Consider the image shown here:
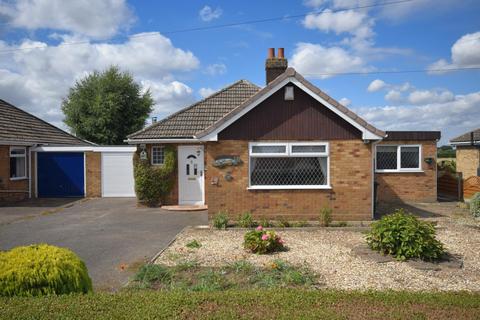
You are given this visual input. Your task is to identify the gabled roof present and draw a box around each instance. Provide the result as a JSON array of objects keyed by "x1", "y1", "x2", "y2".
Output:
[
  {"x1": 127, "y1": 80, "x2": 261, "y2": 140},
  {"x1": 450, "y1": 128, "x2": 480, "y2": 144},
  {"x1": 0, "y1": 99, "x2": 90, "y2": 146},
  {"x1": 127, "y1": 68, "x2": 386, "y2": 142}
]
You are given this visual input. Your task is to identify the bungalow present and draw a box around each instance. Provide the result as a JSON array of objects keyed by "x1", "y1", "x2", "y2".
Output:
[
  {"x1": 450, "y1": 128, "x2": 480, "y2": 179},
  {"x1": 0, "y1": 99, "x2": 136, "y2": 202},
  {"x1": 127, "y1": 48, "x2": 441, "y2": 221}
]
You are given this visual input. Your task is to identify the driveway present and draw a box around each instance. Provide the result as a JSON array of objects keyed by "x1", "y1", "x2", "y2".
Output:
[{"x1": 0, "y1": 198, "x2": 208, "y2": 290}]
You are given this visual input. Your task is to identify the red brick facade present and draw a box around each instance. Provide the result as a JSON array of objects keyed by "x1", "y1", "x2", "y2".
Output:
[
  {"x1": 205, "y1": 139, "x2": 373, "y2": 221},
  {"x1": 0, "y1": 145, "x2": 29, "y2": 202},
  {"x1": 375, "y1": 140, "x2": 437, "y2": 203},
  {"x1": 86, "y1": 151, "x2": 101, "y2": 197}
]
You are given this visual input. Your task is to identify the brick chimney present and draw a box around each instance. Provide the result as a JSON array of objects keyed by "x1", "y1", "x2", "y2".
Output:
[{"x1": 265, "y1": 48, "x2": 288, "y2": 84}]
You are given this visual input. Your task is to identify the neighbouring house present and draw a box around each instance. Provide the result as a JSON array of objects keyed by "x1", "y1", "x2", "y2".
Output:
[
  {"x1": 0, "y1": 99, "x2": 136, "y2": 202},
  {"x1": 450, "y1": 128, "x2": 480, "y2": 179},
  {"x1": 126, "y1": 48, "x2": 440, "y2": 221}
]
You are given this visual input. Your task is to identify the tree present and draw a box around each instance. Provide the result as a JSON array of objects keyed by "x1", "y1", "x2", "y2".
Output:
[{"x1": 62, "y1": 66, "x2": 153, "y2": 145}]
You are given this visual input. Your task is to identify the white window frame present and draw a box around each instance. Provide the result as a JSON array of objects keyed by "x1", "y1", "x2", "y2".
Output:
[
  {"x1": 375, "y1": 144, "x2": 422, "y2": 173},
  {"x1": 9, "y1": 146, "x2": 27, "y2": 180},
  {"x1": 248, "y1": 142, "x2": 331, "y2": 190},
  {"x1": 151, "y1": 146, "x2": 165, "y2": 165}
]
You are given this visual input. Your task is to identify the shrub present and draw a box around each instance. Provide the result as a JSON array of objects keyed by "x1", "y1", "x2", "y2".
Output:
[
  {"x1": 213, "y1": 212, "x2": 229, "y2": 229},
  {"x1": 133, "y1": 146, "x2": 176, "y2": 207},
  {"x1": 470, "y1": 192, "x2": 480, "y2": 218},
  {"x1": 366, "y1": 209, "x2": 445, "y2": 261},
  {"x1": 258, "y1": 218, "x2": 273, "y2": 228},
  {"x1": 293, "y1": 220, "x2": 309, "y2": 227},
  {"x1": 186, "y1": 240, "x2": 201, "y2": 249},
  {"x1": 0, "y1": 244, "x2": 92, "y2": 297},
  {"x1": 244, "y1": 226, "x2": 285, "y2": 254},
  {"x1": 238, "y1": 212, "x2": 255, "y2": 228},
  {"x1": 276, "y1": 217, "x2": 291, "y2": 228},
  {"x1": 319, "y1": 207, "x2": 333, "y2": 227}
]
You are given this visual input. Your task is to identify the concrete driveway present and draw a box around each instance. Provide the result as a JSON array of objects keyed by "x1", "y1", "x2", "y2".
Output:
[{"x1": 0, "y1": 198, "x2": 208, "y2": 290}]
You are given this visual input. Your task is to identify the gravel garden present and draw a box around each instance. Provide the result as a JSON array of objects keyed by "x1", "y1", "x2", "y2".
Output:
[{"x1": 150, "y1": 202, "x2": 480, "y2": 292}]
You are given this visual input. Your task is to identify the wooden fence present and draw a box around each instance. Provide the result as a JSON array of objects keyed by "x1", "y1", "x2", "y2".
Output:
[
  {"x1": 437, "y1": 171, "x2": 463, "y2": 200},
  {"x1": 464, "y1": 176, "x2": 480, "y2": 200}
]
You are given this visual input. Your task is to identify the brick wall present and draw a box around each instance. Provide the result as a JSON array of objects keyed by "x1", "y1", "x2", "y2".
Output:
[
  {"x1": 456, "y1": 146, "x2": 480, "y2": 179},
  {"x1": 205, "y1": 139, "x2": 373, "y2": 221},
  {"x1": 375, "y1": 140, "x2": 437, "y2": 203},
  {"x1": 0, "y1": 145, "x2": 29, "y2": 202},
  {"x1": 86, "y1": 151, "x2": 101, "y2": 197}
]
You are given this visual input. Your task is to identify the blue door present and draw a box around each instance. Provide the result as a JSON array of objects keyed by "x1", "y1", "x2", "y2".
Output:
[{"x1": 37, "y1": 152, "x2": 85, "y2": 197}]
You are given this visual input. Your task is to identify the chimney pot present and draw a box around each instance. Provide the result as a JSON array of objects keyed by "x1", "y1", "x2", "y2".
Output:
[
  {"x1": 268, "y1": 48, "x2": 275, "y2": 58},
  {"x1": 278, "y1": 48, "x2": 284, "y2": 58}
]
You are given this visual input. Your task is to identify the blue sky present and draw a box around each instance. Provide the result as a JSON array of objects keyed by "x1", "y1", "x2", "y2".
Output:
[{"x1": 0, "y1": 0, "x2": 479, "y2": 144}]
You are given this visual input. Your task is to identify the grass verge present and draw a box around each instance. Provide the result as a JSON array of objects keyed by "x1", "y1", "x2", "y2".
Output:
[{"x1": 0, "y1": 289, "x2": 479, "y2": 319}]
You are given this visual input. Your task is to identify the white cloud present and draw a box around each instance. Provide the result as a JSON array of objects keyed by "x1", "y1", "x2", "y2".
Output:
[
  {"x1": 339, "y1": 97, "x2": 351, "y2": 106},
  {"x1": 2, "y1": 0, "x2": 133, "y2": 39},
  {"x1": 204, "y1": 63, "x2": 227, "y2": 76},
  {"x1": 355, "y1": 91, "x2": 480, "y2": 144},
  {"x1": 0, "y1": 32, "x2": 200, "y2": 129},
  {"x1": 303, "y1": 9, "x2": 373, "y2": 39},
  {"x1": 303, "y1": 0, "x2": 327, "y2": 8},
  {"x1": 407, "y1": 89, "x2": 454, "y2": 105},
  {"x1": 290, "y1": 42, "x2": 368, "y2": 79},
  {"x1": 199, "y1": 5, "x2": 222, "y2": 22},
  {"x1": 379, "y1": 0, "x2": 457, "y2": 22},
  {"x1": 367, "y1": 79, "x2": 386, "y2": 92},
  {"x1": 385, "y1": 90, "x2": 402, "y2": 103},
  {"x1": 199, "y1": 87, "x2": 216, "y2": 98},
  {"x1": 428, "y1": 31, "x2": 480, "y2": 73}
]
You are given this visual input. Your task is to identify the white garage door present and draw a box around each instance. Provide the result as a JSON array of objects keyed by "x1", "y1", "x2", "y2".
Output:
[{"x1": 102, "y1": 152, "x2": 135, "y2": 197}]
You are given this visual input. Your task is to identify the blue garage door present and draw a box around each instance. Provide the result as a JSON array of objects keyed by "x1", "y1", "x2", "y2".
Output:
[{"x1": 37, "y1": 152, "x2": 85, "y2": 198}]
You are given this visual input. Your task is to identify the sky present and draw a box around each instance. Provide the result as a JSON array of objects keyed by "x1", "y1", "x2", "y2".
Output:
[{"x1": 0, "y1": 0, "x2": 479, "y2": 145}]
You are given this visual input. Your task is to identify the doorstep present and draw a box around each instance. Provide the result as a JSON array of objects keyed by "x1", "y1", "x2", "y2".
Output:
[{"x1": 161, "y1": 205, "x2": 208, "y2": 212}]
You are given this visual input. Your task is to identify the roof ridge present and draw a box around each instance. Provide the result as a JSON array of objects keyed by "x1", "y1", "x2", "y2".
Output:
[
  {"x1": 450, "y1": 127, "x2": 480, "y2": 142},
  {"x1": 0, "y1": 98, "x2": 92, "y2": 145},
  {"x1": 127, "y1": 79, "x2": 260, "y2": 138}
]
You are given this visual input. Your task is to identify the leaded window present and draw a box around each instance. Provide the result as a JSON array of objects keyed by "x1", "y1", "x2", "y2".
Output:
[
  {"x1": 376, "y1": 145, "x2": 421, "y2": 172},
  {"x1": 151, "y1": 146, "x2": 165, "y2": 165}
]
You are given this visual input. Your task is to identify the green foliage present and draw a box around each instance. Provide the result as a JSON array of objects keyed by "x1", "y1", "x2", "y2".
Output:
[
  {"x1": 293, "y1": 220, "x2": 310, "y2": 227},
  {"x1": 244, "y1": 227, "x2": 285, "y2": 254},
  {"x1": 134, "y1": 264, "x2": 172, "y2": 288},
  {"x1": 62, "y1": 66, "x2": 153, "y2": 144},
  {"x1": 133, "y1": 146, "x2": 176, "y2": 207},
  {"x1": 238, "y1": 212, "x2": 255, "y2": 228},
  {"x1": 470, "y1": 192, "x2": 480, "y2": 217},
  {"x1": 213, "y1": 211, "x2": 229, "y2": 229},
  {"x1": 0, "y1": 244, "x2": 92, "y2": 297},
  {"x1": 258, "y1": 218, "x2": 272, "y2": 227},
  {"x1": 186, "y1": 240, "x2": 202, "y2": 249},
  {"x1": 366, "y1": 209, "x2": 445, "y2": 261},
  {"x1": 251, "y1": 260, "x2": 316, "y2": 288},
  {"x1": 319, "y1": 207, "x2": 333, "y2": 227},
  {"x1": 437, "y1": 160, "x2": 456, "y2": 173},
  {"x1": 1, "y1": 290, "x2": 480, "y2": 319},
  {"x1": 276, "y1": 216, "x2": 291, "y2": 228},
  {"x1": 437, "y1": 145, "x2": 456, "y2": 158}
]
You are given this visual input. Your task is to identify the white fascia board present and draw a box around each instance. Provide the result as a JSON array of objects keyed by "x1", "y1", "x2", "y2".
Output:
[
  {"x1": 199, "y1": 77, "x2": 383, "y2": 141},
  {"x1": 32, "y1": 146, "x2": 137, "y2": 152},
  {"x1": 125, "y1": 138, "x2": 200, "y2": 144},
  {"x1": 450, "y1": 141, "x2": 480, "y2": 146}
]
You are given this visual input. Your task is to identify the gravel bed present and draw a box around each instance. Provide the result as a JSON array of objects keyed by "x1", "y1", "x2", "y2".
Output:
[{"x1": 155, "y1": 218, "x2": 480, "y2": 291}]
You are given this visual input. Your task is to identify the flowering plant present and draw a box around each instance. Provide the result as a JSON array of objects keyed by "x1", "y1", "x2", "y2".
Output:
[{"x1": 244, "y1": 226, "x2": 285, "y2": 254}]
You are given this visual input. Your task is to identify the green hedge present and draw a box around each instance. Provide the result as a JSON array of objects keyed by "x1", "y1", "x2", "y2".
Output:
[
  {"x1": 134, "y1": 145, "x2": 176, "y2": 206},
  {"x1": 0, "y1": 290, "x2": 479, "y2": 319},
  {"x1": 0, "y1": 244, "x2": 92, "y2": 297}
]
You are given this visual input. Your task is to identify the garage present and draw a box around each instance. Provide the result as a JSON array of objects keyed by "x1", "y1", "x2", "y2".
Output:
[
  {"x1": 101, "y1": 151, "x2": 135, "y2": 197},
  {"x1": 37, "y1": 152, "x2": 85, "y2": 198}
]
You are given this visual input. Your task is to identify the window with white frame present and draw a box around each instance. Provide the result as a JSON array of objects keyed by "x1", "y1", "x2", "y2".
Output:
[
  {"x1": 249, "y1": 142, "x2": 329, "y2": 188},
  {"x1": 10, "y1": 147, "x2": 26, "y2": 179},
  {"x1": 375, "y1": 145, "x2": 421, "y2": 172},
  {"x1": 151, "y1": 146, "x2": 165, "y2": 165}
]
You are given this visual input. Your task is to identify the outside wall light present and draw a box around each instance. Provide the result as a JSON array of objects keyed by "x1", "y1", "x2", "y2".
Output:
[{"x1": 424, "y1": 157, "x2": 433, "y2": 165}]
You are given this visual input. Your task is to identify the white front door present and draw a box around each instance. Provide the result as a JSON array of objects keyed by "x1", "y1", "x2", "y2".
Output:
[{"x1": 178, "y1": 145, "x2": 204, "y2": 205}]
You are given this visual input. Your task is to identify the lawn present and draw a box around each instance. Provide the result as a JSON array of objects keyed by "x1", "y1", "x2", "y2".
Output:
[{"x1": 1, "y1": 289, "x2": 479, "y2": 319}]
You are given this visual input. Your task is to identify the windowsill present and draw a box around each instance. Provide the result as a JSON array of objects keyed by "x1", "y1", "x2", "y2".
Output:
[
  {"x1": 151, "y1": 163, "x2": 165, "y2": 166},
  {"x1": 375, "y1": 170, "x2": 424, "y2": 173},
  {"x1": 248, "y1": 185, "x2": 332, "y2": 190},
  {"x1": 10, "y1": 177, "x2": 28, "y2": 181}
]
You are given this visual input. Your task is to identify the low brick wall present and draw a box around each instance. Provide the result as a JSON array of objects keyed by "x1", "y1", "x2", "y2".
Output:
[
  {"x1": 205, "y1": 139, "x2": 373, "y2": 221},
  {"x1": 375, "y1": 140, "x2": 437, "y2": 203},
  {"x1": 456, "y1": 146, "x2": 480, "y2": 179}
]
